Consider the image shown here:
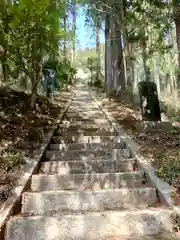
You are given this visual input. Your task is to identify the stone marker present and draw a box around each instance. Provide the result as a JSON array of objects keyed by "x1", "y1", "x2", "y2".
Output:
[{"x1": 138, "y1": 81, "x2": 161, "y2": 122}]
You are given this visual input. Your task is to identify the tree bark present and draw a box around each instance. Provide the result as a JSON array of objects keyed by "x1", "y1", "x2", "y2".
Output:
[
  {"x1": 142, "y1": 39, "x2": 150, "y2": 82},
  {"x1": 63, "y1": 14, "x2": 67, "y2": 63},
  {"x1": 2, "y1": 49, "x2": 8, "y2": 82},
  {"x1": 174, "y1": 3, "x2": 180, "y2": 87},
  {"x1": 96, "y1": 22, "x2": 101, "y2": 80},
  {"x1": 111, "y1": 10, "x2": 126, "y2": 96},
  {"x1": 104, "y1": 14, "x2": 108, "y2": 85},
  {"x1": 72, "y1": 2, "x2": 76, "y2": 63},
  {"x1": 30, "y1": 40, "x2": 42, "y2": 109},
  {"x1": 105, "y1": 14, "x2": 113, "y2": 96}
]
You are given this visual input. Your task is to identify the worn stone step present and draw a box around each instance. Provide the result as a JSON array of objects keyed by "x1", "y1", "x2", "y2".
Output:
[
  {"x1": 58, "y1": 127, "x2": 114, "y2": 134},
  {"x1": 70, "y1": 98, "x2": 94, "y2": 102},
  {"x1": 64, "y1": 115, "x2": 106, "y2": 122},
  {"x1": 65, "y1": 111, "x2": 105, "y2": 119},
  {"x1": 70, "y1": 101, "x2": 96, "y2": 105},
  {"x1": 31, "y1": 172, "x2": 145, "y2": 192},
  {"x1": 67, "y1": 109, "x2": 101, "y2": 114},
  {"x1": 52, "y1": 135, "x2": 121, "y2": 144},
  {"x1": 22, "y1": 188, "x2": 158, "y2": 215},
  {"x1": 6, "y1": 209, "x2": 174, "y2": 239},
  {"x1": 70, "y1": 100, "x2": 96, "y2": 104},
  {"x1": 39, "y1": 159, "x2": 137, "y2": 175},
  {"x1": 48, "y1": 142, "x2": 125, "y2": 151},
  {"x1": 57, "y1": 129, "x2": 118, "y2": 136},
  {"x1": 68, "y1": 107, "x2": 99, "y2": 112},
  {"x1": 58, "y1": 123, "x2": 111, "y2": 130},
  {"x1": 44, "y1": 149, "x2": 131, "y2": 161},
  {"x1": 62, "y1": 119, "x2": 109, "y2": 125}
]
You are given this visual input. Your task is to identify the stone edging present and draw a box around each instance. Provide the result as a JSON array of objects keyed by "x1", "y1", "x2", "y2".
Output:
[
  {"x1": 90, "y1": 90, "x2": 180, "y2": 218},
  {"x1": 0, "y1": 91, "x2": 75, "y2": 239}
]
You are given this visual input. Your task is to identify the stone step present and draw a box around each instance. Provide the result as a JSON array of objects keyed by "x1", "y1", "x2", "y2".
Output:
[
  {"x1": 70, "y1": 101, "x2": 96, "y2": 105},
  {"x1": 58, "y1": 123, "x2": 111, "y2": 129},
  {"x1": 70, "y1": 98, "x2": 94, "y2": 102},
  {"x1": 57, "y1": 130, "x2": 118, "y2": 136},
  {"x1": 6, "y1": 209, "x2": 174, "y2": 239},
  {"x1": 52, "y1": 135, "x2": 121, "y2": 144},
  {"x1": 65, "y1": 112, "x2": 105, "y2": 119},
  {"x1": 67, "y1": 109, "x2": 101, "y2": 114},
  {"x1": 48, "y1": 142, "x2": 125, "y2": 151},
  {"x1": 44, "y1": 149, "x2": 131, "y2": 161},
  {"x1": 22, "y1": 188, "x2": 158, "y2": 215},
  {"x1": 68, "y1": 107, "x2": 99, "y2": 112},
  {"x1": 70, "y1": 100, "x2": 96, "y2": 103},
  {"x1": 64, "y1": 115, "x2": 106, "y2": 122},
  {"x1": 62, "y1": 119, "x2": 109, "y2": 125},
  {"x1": 39, "y1": 159, "x2": 138, "y2": 175},
  {"x1": 31, "y1": 172, "x2": 145, "y2": 192},
  {"x1": 58, "y1": 127, "x2": 114, "y2": 134}
]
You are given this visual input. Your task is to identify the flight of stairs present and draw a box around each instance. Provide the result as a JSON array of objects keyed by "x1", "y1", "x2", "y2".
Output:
[{"x1": 6, "y1": 86, "x2": 178, "y2": 239}]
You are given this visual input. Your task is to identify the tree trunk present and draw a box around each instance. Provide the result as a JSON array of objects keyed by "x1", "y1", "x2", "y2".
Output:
[
  {"x1": 114, "y1": 24, "x2": 126, "y2": 93},
  {"x1": 105, "y1": 14, "x2": 113, "y2": 96},
  {"x1": 153, "y1": 55, "x2": 160, "y2": 95},
  {"x1": 174, "y1": 2, "x2": 180, "y2": 87},
  {"x1": 112, "y1": 19, "x2": 126, "y2": 96},
  {"x1": 125, "y1": 42, "x2": 135, "y2": 103},
  {"x1": 30, "y1": 85, "x2": 37, "y2": 109},
  {"x1": 72, "y1": 2, "x2": 76, "y2": 63},
  {"x1": 111, "y1": 0, "x2": 126, "y2": 97},
  {"x1": 2, "y1": 50, "x2": 8, "y2": 82},
  {"x1": 30, "y1": 40, "x2": 42, "y2": 109},
  {"x1": 64, "y1": 14, "x2": 67, "y2": 63},
  {"x1": 142, "y1": 39, "x2": 150, "y2": 81},
  {"x1": 96, "y1": 22, "x2": 101, "y2": 80},
  {"x1": 104, "y1": 15, "x2": 108, "y2": 85},
  {"x1": 30, "y1": 61, "x2": 41, "y2": 109}
]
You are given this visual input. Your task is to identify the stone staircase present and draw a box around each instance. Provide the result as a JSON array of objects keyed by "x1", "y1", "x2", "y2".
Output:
[{"x1": 6, "y1": 87, "x2": 179, "y2": 239}]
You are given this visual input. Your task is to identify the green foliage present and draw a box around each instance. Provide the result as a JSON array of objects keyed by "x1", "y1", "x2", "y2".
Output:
[
  {"x1": 42, "y1": 60, "x2": 77, "y2": 88},
  {"x1": 156, "y1": 154, "x2": 180, "y2": 185},
  {"x1": 0, "y1": 0, "x2": 70, "y2": 107},
  {"x1": 57, "y1": 61, "x2": 77, "y2": 85},
  {"x1": 87, "y1": 56, "x2": 99, "y2": 72},
  {"x1": 7, "y1": 150, "x2": 25, "y2": 168}
]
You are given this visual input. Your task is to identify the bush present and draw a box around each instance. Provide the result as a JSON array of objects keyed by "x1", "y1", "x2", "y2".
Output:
[
  {"x1": 42, "y1": 60, "x2": 77, "y2": 88},
  {"x1": 155, "y1": 154, "x2": 180, "y2": 186}
]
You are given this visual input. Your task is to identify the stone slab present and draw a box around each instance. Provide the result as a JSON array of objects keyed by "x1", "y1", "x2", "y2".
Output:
[
  {"x1": 39, "y1": 159, "x2": 137, "y2": 175},
  {"x1": 57, "y1": 130, "x2": 118, "y2": 136},
  {"x1": 52, "y1": 135, "x2": 123, "y2": 144},
  {"x1": 48, "y1": 142, "x2": 125, "y2": 151},
  {"x1": 65, "y1": 111, "x2": 105, "y2": 119},
  {"x1": 6, "y1": 209, "x2": 174, "y2": 239},
  {"x1": 62, "y1": 119, "x2": 109, "y2": 125},
  {"x1": 44, "y1": 149, "x2": 131, "y2": 161},
  {"x1": 22, "y1": 188, "x2": 158, "y2": 215},
  {"x1": 31, "y1": 172, "x2": 145, "y2": 191},
  {"x1": 58, "y1": 123, "x2": 111, "y2": 130}
]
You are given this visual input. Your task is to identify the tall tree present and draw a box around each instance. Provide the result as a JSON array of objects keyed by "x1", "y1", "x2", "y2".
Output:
[
  {"x1": 173, "y1": 0, "x2": 180, "y2": 86},
  {"x1": 95, "y1": 14, "x2": 101, "y2": 81},
  {"x1": 71, "y1": 1, "x2": 76, "y2": 63},
  {"x1": 0, "y1": 0, "x2": 68, "y2": 108},
  {"x1": 63, "y1": 14, "x2": 67, "y2": 63}
]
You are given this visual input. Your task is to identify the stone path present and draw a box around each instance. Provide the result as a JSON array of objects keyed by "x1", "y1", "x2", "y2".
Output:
[{"x1": 6, "y1": 83, "x2": 179, "y2": 239}]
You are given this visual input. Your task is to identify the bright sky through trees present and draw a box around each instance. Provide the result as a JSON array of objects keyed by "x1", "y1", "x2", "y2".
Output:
[{"x1": 76, "y1": 6, "x2": 104, "y2": 50}]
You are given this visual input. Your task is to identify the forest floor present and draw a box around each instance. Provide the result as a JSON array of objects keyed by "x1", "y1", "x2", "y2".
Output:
[
  {"x1": 93, "y1": 88, "x2": 180, "y2": 206},
  {"x1": 0, "y1": 86, "x2": 72, "y2": 207}
]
